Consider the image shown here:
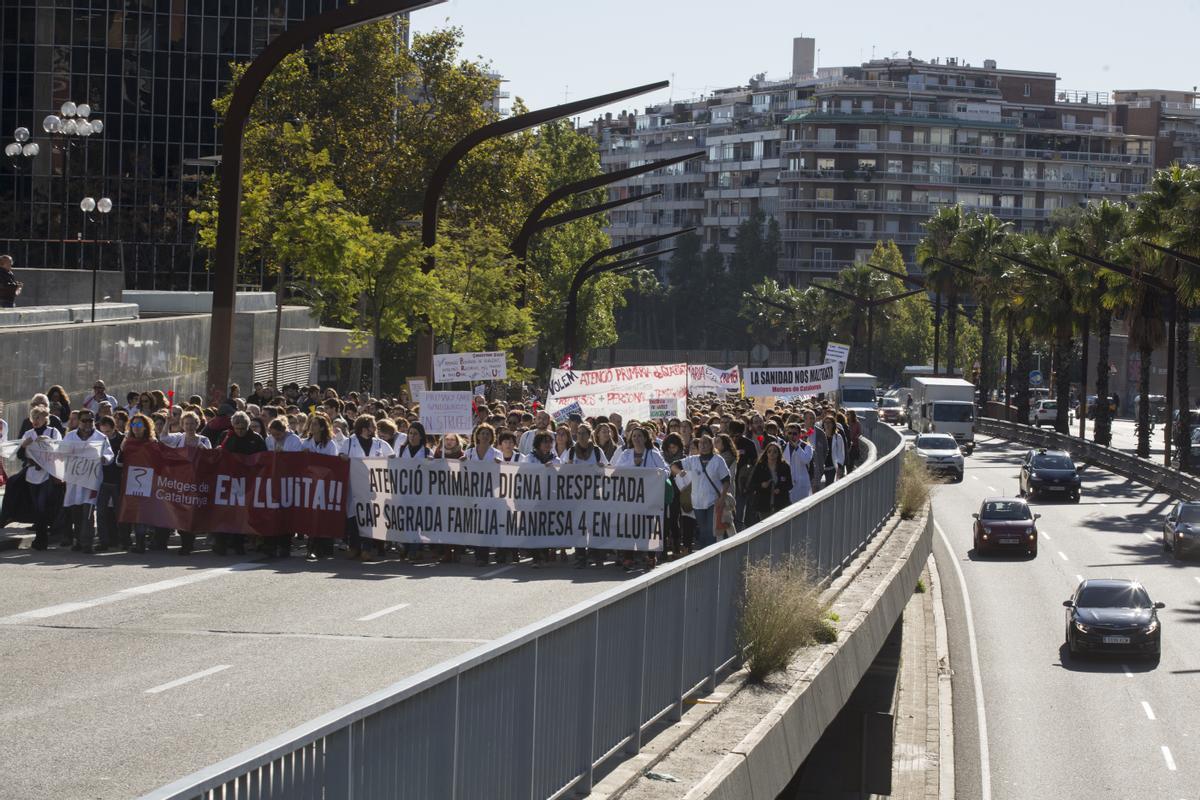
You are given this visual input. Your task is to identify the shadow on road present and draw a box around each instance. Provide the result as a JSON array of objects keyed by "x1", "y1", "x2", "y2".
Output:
[
  {"x1": 966, "y1": 547, "x2": 1036, "y2": 562},
  {"x1": 1055, "y1": 642, "x2": 1159, "y2": 673}
]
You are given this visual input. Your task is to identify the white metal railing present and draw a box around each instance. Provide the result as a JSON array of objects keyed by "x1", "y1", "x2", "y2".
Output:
[
  {"x1": 780, "y1": 138, "x2": 1151, "y2": 166},
  {"x1": 140, "y1": 425, "x2": 905, "y2": 800}
]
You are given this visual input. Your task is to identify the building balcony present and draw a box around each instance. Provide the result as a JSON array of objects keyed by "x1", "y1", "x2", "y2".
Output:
[
  {"x1": 778, "y1": 168, "x2": 1146, "y2": 195},
  {"x1": 702, "y1": 158, "x2": 781, "y2": 172},
  {"x1": 779, "y1": 198, "x2": 1053, "y2": 220},
  {"x1": 780, "y1": 138, "x2": 1151, "y2": 166},
  {"x1": 785, "y1": 106, "x2": 1021, "y2": 129},
  {"x1": 816, "y1": 78, "x2": 1003, "y2": 98},
  {"x1": 703, "y1": 185, "x2": 779, "y2": 199},
  {"x1": 782, "y1": 228, "x2": 924, "y2": 244}
]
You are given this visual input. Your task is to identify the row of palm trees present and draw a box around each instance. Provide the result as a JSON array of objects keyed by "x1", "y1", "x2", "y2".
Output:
[{"x1": 916, "y1": 164, "x2": 1200, "y2": 467}]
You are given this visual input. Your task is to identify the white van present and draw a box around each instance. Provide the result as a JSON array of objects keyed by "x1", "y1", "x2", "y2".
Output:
[{"x1": 839, "y1": 373, "x2": 878, "y2": 414}]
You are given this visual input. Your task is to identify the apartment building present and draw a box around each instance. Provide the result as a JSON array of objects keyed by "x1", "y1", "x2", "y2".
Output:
[
  {"x1": 588, "y1": 42, "x2": 1162, "y2": 286},
  {"x1": 779, "y1": 56, "x2": 1155, "y2": 283},
  {"x1": 1112, "y1": 89, "x2": 1200, "y2": 167}
]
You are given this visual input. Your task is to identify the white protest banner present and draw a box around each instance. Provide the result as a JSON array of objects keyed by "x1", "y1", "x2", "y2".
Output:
[
  {"x1": 350, "y1": 460, "x2": 665, "y2": 551},
  {"x1": 419, "y1": 391, "x2": 474, "y2": 434},
  {"x1": 27, "y1": 438, "x2": 103, "y2": 492},
  {"x1": 825, "y1": 343, "x2": 850, "y2": 371},
  {"x1": 551, "y1": 400, "x2": 584, "y2": 423},
  {"x1": 743, "y1": 363, "x2": 841, "y2": 398},
  {"x1": 648, "y1": 397, "x2": 681, "y2": 419},
  {"x1": 433, "y1": 351, "x2": 508, "y2": 383},
  {"x1": 687, "y1": 364, "x2": 740, "y2": 395},
  {"x1": 547, "y1": 363, "x2": 688, "y2": 421}
]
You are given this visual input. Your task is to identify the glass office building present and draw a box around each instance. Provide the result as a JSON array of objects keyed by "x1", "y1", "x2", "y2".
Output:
[{"x1": 0, "y1": 0, "x2": 362, "y2": 289}]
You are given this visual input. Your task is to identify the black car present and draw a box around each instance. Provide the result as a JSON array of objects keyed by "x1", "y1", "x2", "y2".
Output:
[
  {"x1": 1019, "y1": 448, "x2": 1081, "y2": 502},
  {"x1": 1064, "y1": 579, "x2": 1163, "y2": 659},
  {"x1": 1162, "y1": 500, "x2": 1200, "y2": 559}
]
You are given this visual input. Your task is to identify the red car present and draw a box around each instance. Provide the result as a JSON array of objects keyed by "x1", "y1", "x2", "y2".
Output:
[
  {"x1": 878, "y1": 397, "x2": 905, "y2": 425},
  {"x1": 973, "y1": 498, "x2": 1040, "y2": 557}
]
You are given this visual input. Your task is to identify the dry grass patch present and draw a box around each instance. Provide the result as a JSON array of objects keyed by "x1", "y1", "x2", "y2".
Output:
[
  {"x1": 897, "y1": 450, "x2": 932, "y2": 520},
  {"x1": 737, "y1": 556, "x2": 833, "y2": 683}
]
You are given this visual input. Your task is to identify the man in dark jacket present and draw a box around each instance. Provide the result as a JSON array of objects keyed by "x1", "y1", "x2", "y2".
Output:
[{"x1": 0, "y1": 254, "x2": 22, "y2": 308}]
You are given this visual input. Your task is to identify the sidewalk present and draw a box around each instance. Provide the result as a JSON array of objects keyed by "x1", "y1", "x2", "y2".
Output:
[{"x1": 885, "y1": 555, "x2": 951, "y2": 800}]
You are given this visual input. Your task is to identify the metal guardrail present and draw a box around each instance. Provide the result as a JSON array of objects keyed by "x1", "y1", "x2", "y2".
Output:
[
  {"x1": 977, "y1": 417, "x2": 1200, "y2": 501},
  {"x1": 143, "y1": 424, "x2": 904, "y2": 800}
]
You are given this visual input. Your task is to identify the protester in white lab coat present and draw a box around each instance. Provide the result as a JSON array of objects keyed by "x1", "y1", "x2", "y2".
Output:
[
  {"x1": 60, "y1": 409, "x2": 114, "y2": 553},
  {"x1": 19, "y1": 406, "x2": 63, "y2": 551},
  {"x1": 782, "y1": 421, "x2": 814, "y2": 503},
  {"x1": 341, "y1": 414, "x2": 392, "y2": 561}
]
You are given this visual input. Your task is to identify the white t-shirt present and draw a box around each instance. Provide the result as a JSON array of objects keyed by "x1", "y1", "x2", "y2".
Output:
[
  {"x1": 301, "y1": 438, "x2": 340, "y2": 457},
  {"x1": 680, "y1": 453, "x2": 732, "y2": 511},
  {"x1": 466, "y1": 445, "x2": 502, "y2": 462}
]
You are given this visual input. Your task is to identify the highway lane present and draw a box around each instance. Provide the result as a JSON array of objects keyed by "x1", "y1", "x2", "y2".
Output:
[
  {"x1": 935, "y1": 434, "x2": 1200, "y2": 800},
  {"x1": 0, "y1": 551, "x2": 635, "y2": 799}
]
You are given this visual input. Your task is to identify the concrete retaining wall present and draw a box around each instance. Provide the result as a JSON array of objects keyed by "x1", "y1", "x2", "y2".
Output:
[
  {"x1": 685, "y1": 510, "x2": 933, "y2": 800},
  {"x1": 11, "y1": 268, "x2": 124, "y2": 306}
]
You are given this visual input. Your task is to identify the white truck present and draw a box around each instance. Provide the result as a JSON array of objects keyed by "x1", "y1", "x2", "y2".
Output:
[
  {"x1": 909, "y1": 377, "x2": 977, "y2": 454},
  {"x1": 839, "y1": 373, "x2": 878, "y2": 414}
]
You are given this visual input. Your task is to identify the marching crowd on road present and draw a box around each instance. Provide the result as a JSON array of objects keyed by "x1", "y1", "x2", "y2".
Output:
[{"x1": 0, "y1": 378, "x2": 866, "y2": 572}]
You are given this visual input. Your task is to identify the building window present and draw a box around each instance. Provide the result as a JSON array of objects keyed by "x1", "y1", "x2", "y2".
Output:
[
  {"x1": 858, "y1": 128, "x2": 878, "y2": 147},
  {"x1": 912, "y1": 160, "x2": 929, "y2": 174},
  {"x1": 979, "y1": 164, "x2": 993, "y2": 178},
  {"x1": 854, "y1": 249, "x2": 873, "y2": 263},
  {"x1": 930, "y1": 127, "x2": 952, "y2": 146},
  {"x1": 817, "y1": 127, "x2": 836, "y2": 143},
  {"x1": 840, "y1": 99, "x2": 853, "y2": 113},
  {"x1": 1000, "y1": 195, "x2": 1015, "y2": 208},
  {"x1": 887, "y1": 159, "x2": 903, "y2": 173},
  {"x1": 862, "y1": 100, "x2": 874, "y2": 113},
  {"x1": 1001, "y1": 165, "x2": 1015, "y2": 178},
  {"x1": 888, "y1": 129, "x2": 902, "y2": 143},
  {"x1": 817, "y1": 157, "x2": 837, "y2": 171},
  {"x1": 886, "y1": 188, "x2": 903, "y2": 202},
  {"x1": 856, "y1": 220, "x2": 875, "y2": 234},
  {"x1": 884, "y1": 220, "x2": 900, "y2": 234},
  {"x1": 1023, "y1": 83, "x2": 1031, "y2": 97},
  {"x1": 855, "y1": 188, "x2": 876, "y2": 202},
  {"x1": 815, "y1": 248, "x2": 834, "y2": 268},
  {"x1": 858, "y1": 158, "x2": 878, "y2": 170},
  {"x1": 912, "y1": 129, "x2": 929, "y2": 144},
  {"x1": 816, "y1": 187, "x2": 836, "y2": 201}
]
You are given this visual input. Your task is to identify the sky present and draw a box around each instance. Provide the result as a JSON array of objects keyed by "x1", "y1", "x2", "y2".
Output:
[{"x1": 411, "y1": 0, "x2": 1200, "y2": 121}]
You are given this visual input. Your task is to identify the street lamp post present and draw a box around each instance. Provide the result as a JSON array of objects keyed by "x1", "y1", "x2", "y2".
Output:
[
  {"x1": 42, "y1": 102, "x2": 104, "y2": 269},
  {"x1": 80, "y1": 196, "x2": 113, "y2": 323},
  {"x1": 5, "y1": 128, "x2": 38, "y2": 258},
  {"x1": 562, "y1": 229, "x2": 693, "y2": 362},
  {"x1": 813, "y1": 283, "x2": 925, "y2": 373}
]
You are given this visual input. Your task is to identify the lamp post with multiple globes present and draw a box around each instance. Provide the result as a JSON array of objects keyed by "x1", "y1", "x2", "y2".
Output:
[{"x1": 42, "y1": 101, "x2": 104, "y2": 268}]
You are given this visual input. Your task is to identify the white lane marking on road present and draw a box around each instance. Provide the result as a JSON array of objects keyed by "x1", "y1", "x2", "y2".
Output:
[
  {"x1": 145, "y1": 664, "x2": 231, "y2": 694},
  {"x1": 1058, "y1": 551, "x2": 1069, "y2": 562},
  {"x1": 1194, "y1": 577, "x2": 1200, "y2": 587},
  {"x1": 480, "y1": 564, "x2": 516, "y2": 579},
  {"x1": 1041, "y1": 531, "x2": 1052, "y2": 541},
  {"x1": 356, "y1": 603, "x2": 410, "y2": 622},
  {"x1": 987, "y1": 486, "x2": 998, "y2": 492},
  {"x1": 0, "y1": 561, "x2": 264, "y2": 625},
  {"x1": 1142, "y1": 701, "x2": 1156, "y2": 721},
  {"x1": 1142, "y1": 532, "x2": 1156, "y2": 542},
  {"x1": 1162, "y1": 745, "x2": 1177, "y2": 771},
  {"x1": 1123, "y1": 664, "x2": 1134, "y2": 678},
  {"x1": 934, "y1": 521, "x2": 992, "y2": 800},
  {"x1": 972, "y1": 475, "x2": 980, "y2": 481}
]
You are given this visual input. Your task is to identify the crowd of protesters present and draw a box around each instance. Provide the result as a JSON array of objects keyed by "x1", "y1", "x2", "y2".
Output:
[{"x1": 0, "y1": 377, "x2": 866, "y2": 572}]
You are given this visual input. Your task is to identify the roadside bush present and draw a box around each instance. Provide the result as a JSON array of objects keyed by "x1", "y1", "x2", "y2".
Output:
[
  {"x1": 897, "y1": 450, "x2": 932, "y2": 520},
  {"x1": 737, "y1": 556, "x2": 832, "y2": 682}
]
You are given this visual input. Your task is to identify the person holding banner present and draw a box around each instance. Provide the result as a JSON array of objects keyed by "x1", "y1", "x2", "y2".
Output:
[
  {"x1": 211, "y1": 411, "x2": 266, "y2": 556},
  {"x1": 342, "y1": 414, "x2": 392, "y2": 561},
  {"x1": 18, "y1": 405, "x2": 62, "y2": 551},
  {"x1": 159, "y1": 411, "x2": 211, "y2": 555},
  {"x1": 60, "y1": 409, "x2": 115, "y2": 554},
  {"x1": 518, "y1": 411, "x2": 550, "y2": 455},
  {"x1": 679, "y1": 435, "x2": 732, "y2": 549},
  {"x1": 117, "y1": 414, "x2": 159, "y2": 553},
  {"x1": 301, "y1": 415, "x2": 341, "y2": 560},
  {"x1": 521, "y1": 430, "x2": 561, "y2": 569}
]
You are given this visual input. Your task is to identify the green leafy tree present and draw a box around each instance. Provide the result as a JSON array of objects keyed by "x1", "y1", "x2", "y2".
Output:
[{"x1": 918, "y1": 205, "x2": 967, "y2": 375}]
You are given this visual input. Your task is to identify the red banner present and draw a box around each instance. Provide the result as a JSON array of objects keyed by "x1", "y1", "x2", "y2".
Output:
[{"x1": 118, "y1": 441, "x2": 349, "y2": 537}]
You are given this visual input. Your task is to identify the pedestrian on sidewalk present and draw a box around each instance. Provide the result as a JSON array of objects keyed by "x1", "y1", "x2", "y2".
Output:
[{"x1": 0, "y1": 254, "x2": 23, "y2": 308}]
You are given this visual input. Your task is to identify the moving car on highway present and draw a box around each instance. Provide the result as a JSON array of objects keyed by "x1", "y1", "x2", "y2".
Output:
[
  {"x1": 972, "y1": 498, "x2": 1039, "y2": 557},
  {"x1": 1162, "y1": 500, "x2": 1200, "y2": 560},
  {"x1": 1019, "y1": 448, "x2": 1081, "y2": 502},
  {"x1": 1029, "y1": 399, "x2": 1073, "y2": 426},
  {"x1": 878, "y1": 396, "x2": 906, "y2": 425},
  {"x1": 911, "y1": 433, "x2": 964, "y2": 482},
  {"x1": 1064, "y1": 578, "x2": 1163, "y2": 660}
]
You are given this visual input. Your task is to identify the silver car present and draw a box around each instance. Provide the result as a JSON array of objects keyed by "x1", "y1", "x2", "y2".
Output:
[{"x1": 1163, "y1": 501, "x2": 1200, "y2": 560}]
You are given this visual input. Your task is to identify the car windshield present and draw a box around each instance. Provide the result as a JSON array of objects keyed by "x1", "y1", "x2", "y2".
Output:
[
  {"x1": 933, "y1": 403, "x2": 975, "y2": 422},
  {"x1": 881, "y1": 398, "x2": 900, "y2": 408},
  {"x1": 1077, "y1": 584, "x2": 1152, "y2": 609},
  {"x1": 1041, "y1": 401, "x2": 1057, "y2": 410},
  {"x1": 917, "y1": 435, "x2": 958, "y2": 451},
  {"x1": 1178, "y1": 504, "x2": 1200, "y2": 523},
  {"x1": 842, "y1": 388, "x2": 876, "y2": 403},
  {"x1": 981, "y1": 501, "x2": 1032, "y2": 520},
  {"x1": 1031, "y1": 454, "x2": 1074, "y2": 470}
]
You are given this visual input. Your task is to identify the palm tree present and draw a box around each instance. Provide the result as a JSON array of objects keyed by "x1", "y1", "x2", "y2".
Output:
[
  {"x1": 955, "y1": 212, "x2": 1012, "y2": 407},
  {"x1": 917, "y1": 205, "x2": 966, "y2": 375},
  {"x1": 1062, "y1": 200, "x2": 1130, "y2": 447},
  {"x1": 1013, "y1": 234, "x2": 1078, "y2": 433}
]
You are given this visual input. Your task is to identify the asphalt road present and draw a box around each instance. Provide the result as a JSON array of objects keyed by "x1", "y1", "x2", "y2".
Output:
[
  {"x1": 0, "y1": 549, "x2": 635, "y2": 799},
  {"x1": 933, "y1": 433, "x2": 1198, "y2": 800}
]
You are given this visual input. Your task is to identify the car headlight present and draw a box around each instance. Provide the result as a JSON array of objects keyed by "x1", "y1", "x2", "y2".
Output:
[
  {"x1": 1074, "y1": 621, "x2": 1090, "y2": 633},
  {"x1": 982, "y1": 526, "x2": 992, "y2": 534},
  {"x1": 1145, "y1": 619, "x2": 1159, "y2": 634}
]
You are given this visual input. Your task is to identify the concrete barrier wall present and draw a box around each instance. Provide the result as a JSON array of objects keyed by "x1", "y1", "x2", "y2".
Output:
[{"x1": 11, "y1": 268, "x2": 124, "y2": 306}]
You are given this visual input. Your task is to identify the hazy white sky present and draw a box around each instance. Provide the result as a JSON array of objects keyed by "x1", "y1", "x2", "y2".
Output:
[{"x1": 412, "y1": 0, "x2": 1200, "y2": 120}]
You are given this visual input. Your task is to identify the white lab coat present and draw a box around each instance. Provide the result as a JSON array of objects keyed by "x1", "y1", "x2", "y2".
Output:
[
  {"x1": 521, "y1": 452, "x2": 561, "y2": 466},
  {"x1": 467, "y1": 445, "x2": 502, "y2": 463},
  {"x1": 610, "y1": 447, "x2": 668, "y2": 474},
  {"x1": 301, "y1": 438, "x2": 340, "y2": 457},
  {"x1": 340, "y1": 436, "x2": 393, "y2": 459},
  {"x1": 783, "y1": 441, "x2": 814, "y2": 502},
  {"x1": 161, "y1": 432, "x2": 213, "y2": 450},
  {"x1": 267, "y1": 431, "x2": 304, "y2": 453}
]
